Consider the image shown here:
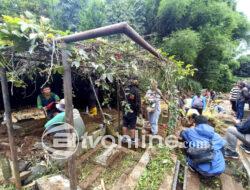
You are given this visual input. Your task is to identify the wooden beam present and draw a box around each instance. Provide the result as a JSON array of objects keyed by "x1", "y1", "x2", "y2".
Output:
[
  {"x1": 183, "y1": 166, "x2": 200, "y2": 190},
  {"x1": 0, "y1": 67, "x2": 21, "y2": 190},
  {"x1": 62, "y1": 45, "x2": 77, "y2": 190}
]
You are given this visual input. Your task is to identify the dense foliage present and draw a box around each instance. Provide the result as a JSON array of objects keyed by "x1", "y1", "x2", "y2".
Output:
[
  {"x1": 234, "y1": 55, "x2": 250, "y2": 77},
  {"x1": 0, "y1": 12, "x2": 197, "y2": 129},
  {"x1": 0, "y1": 12, "x2": 67, "y2": 88},
  {"x1": 1, "y1": 0, "x2": 249, "y2": 91},
  {"x1": 158, "y1": 0, "x2": 250, "y2": 91}
]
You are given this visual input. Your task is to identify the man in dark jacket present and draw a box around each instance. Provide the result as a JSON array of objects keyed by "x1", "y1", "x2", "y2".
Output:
[
  {"x1": 122, "y1": 77, "x2": 141, "y2": 144},
  {"x1": 224, "y1": 117, "x2": 250, "y2": 159},
  {"x1": 236, "y1": 82, "x2": 249, "y2": 121},
  {"x1": 246, "y1": 83, "x2": 250, "y2": 110}
]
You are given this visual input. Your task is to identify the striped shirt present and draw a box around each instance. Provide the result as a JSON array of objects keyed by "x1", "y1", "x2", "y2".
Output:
[{"x1": 230, "y1": 87, "x2": 240, "y2": 101}]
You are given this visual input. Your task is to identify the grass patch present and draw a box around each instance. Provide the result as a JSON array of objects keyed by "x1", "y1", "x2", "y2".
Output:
[
  {"x1": 0, "y1": 184, "x2": 16, "y2": 190},
  {"x1": 94, "y1": 153, "x2": 141, "y2": 188},
  {"x1": 78, "y1": 147, "x2": 105, "y2": 182},
  {"x1": 200, "y1": 177, "x2": 221, "y2": 190},
  {"x1": 226, "y1": 160, "x2": 249, "y2": 188},
  {"x1": 136, "y1": 146, "x2": 174, "y2": 190},
  {"x1": 78, "y1": 162, "x2": 97, "y2": 182}
]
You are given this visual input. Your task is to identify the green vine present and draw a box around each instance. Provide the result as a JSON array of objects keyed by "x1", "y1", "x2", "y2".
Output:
[{"x1": 0, "y1": 12, "x2": 196, "y2": 133}]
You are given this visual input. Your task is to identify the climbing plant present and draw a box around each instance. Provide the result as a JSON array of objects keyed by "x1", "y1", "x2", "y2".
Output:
[
  {"x1": 0, "y1": 11, "x2": 68, "y2": 90},
  {"x1": 0, "y1": 12, "x2": 195, "y2": 132}
]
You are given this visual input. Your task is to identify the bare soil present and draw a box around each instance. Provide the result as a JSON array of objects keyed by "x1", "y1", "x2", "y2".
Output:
[{"x1": 0, "y1": 108, "x2": 119, "y2": 161}]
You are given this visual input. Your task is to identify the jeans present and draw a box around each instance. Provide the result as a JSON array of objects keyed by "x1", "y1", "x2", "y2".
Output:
[
  {"x1": 236, "y1": 101, "x2": 245, "y2": 120},
  {"x1": 148, "y1": 110, "x2": 161, "y2": 135},
  {"x1": 225, "y1": 126, "x2": 250, "y2": 152}
]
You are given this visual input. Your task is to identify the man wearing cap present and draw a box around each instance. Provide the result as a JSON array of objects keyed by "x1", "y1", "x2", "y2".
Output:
[
  {"x1": 37, "y1": 85, "x2": 60, "y2": 119},
  {"x1": 44, "y1": 99, "x2": 85, "y2": 137}
]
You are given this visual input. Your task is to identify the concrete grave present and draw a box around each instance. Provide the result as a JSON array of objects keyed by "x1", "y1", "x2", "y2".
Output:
[{"x1": 36, "y1": 175, "x2": 82, "y2": 190}]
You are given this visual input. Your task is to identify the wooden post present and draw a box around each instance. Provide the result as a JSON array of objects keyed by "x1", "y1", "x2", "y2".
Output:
[
  {"x1": 88, "y1": 76, "x2": 105, "y2": 121},
  {"x1": 62, "y1": 46, "x2": 77, "y2": 190},
  {"x1": 0, "y1": 67, "x2": 21, "y2": 190}
]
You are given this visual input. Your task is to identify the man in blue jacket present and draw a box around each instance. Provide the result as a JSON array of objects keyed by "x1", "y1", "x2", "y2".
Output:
[
  {"x1": 224, "y1": 117, "x2": 250, "y2": 159},
  {"x1": 181, "y1": 115, "x2": 225, "y2": 176}
]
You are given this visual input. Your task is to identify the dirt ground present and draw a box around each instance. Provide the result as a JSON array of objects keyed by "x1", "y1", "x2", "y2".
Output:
[{"x1": 0, "y1": 108, "x2": 119, "y2": 161}]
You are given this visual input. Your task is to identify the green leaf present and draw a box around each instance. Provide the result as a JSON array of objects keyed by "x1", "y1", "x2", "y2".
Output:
[
  {"x1": 24, "y1": 11, "x2": 34, "y2": 19},
  {"x1": 79, "y1": 49, "x2": 89, "y2": 60},
  {"x1": 29, "y1": 33, "x2": 38, "y2": 40},
  {"x1": 28, "y1": 44, "x2": 37, "y2": 54},
  {"x1": 72, "y1": 61, "x2": 80, "y2": 68},
  {"x1": 0, "y1": 29, "x2": 9, "y2": 34},
  {"x1": 40, "y1": 16, "x2": 50, "y2": 25},
  {"x1": 100, "y1": 74, "x2": 106, "y2": 81},
  {"x1": 11, "y1": 30, "x2": 22, "y2": 37},
  {"x1": 110, "y1": 56, "x2": 116, "y2": 62},
  {"x1": 90, "y1": 62, "x2": 99, "y2": 70},
  {"x1": 20, "y1": 22, "x2": 29, "y2": 32},
  {"x1": 106, "y1": 74, "x2": 113, "y2": 83}
]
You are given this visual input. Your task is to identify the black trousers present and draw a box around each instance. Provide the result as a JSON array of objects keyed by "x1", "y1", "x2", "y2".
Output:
[{"x1": 230, "y1": 100, "x2": 237, "y2": 112}]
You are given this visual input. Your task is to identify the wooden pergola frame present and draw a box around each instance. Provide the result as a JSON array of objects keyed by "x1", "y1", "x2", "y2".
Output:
[{"x1": 0, "y1": 22, "x2": 164, "y2": 190}]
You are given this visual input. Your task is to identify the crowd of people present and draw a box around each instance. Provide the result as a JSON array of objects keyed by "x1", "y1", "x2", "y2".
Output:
[
  {"x1": 37, "y1": 78, "x2": 163, "y2": 144},
  {"x1": 179, "y1": 81, "x2": 250, "y2": 178},
  {"x1": 225, "y1": 81, "x2": 250, "y2": 158},
  {"x1": 230, "y1": 81, "x2": 250, "y2": 121},
  {"x1": 37, "y1": 80, "x2": 250, "y2": 178}
]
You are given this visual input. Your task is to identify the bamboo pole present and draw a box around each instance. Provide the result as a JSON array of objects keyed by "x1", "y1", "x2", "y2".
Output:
[
  {"x1": 0, "y1": 67, "x2": 21, "y2": 190},
  {"x1": 88, "y1": 76, "x2": 105, "y2": 121},
  {"x1": 62, "y1": 46, "x2": 77, "y2": 190}
]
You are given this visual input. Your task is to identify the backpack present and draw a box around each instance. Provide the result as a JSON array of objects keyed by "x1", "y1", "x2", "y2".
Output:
[
  {"x1": 193, "y1": 96, "x2": 203, "y2": 109},
  {"x1": 187, "y1": 141, "x2": 214, "y2": 165},
  {"x1": 246, "y1": 84, "x2": 250, "y2": 101},
  {"x1": 243, "y1": 87, "x2": 250, "y2": 100}
]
